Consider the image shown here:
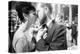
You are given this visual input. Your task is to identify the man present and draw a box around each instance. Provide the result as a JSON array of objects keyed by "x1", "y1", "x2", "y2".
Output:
[
  {"x1": 35, "y1": 3, "x2": 67, "y2": 51},
  {"x1": 12, "y1": 2, "x2": 37, "y2": 52}
]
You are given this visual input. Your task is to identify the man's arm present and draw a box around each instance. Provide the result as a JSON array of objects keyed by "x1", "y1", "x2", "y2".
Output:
[
  {"x1": 36, "y1": 28, "x2": 49, "y2": 51},
  {"x1": 36, "y1": 25, "x2": 67, "y2": 51},
  {"x1": 36, "y1": 38, "x2": 49, "y2": 51},
  {"x1": 49, "y1": 25, "x2": 67, "y2": 50}
]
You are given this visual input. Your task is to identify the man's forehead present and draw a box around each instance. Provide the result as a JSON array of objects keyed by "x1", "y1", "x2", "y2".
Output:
[
  {"x1": 36, "y1": 3, "x2": 44, "y2": 10},
  {"x1": 36, "y1": 3, "x2": 51, "y2": 9}
]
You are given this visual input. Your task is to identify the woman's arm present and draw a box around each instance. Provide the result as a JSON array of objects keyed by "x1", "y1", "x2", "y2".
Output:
[{"x1": 15, "y1": 38, "x2": 28, "y2": 53}]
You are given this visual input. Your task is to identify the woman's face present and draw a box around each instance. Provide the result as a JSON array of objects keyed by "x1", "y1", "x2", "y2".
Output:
[{"x1": 29, "y1": 11, "x2": 37, "y2": 24}]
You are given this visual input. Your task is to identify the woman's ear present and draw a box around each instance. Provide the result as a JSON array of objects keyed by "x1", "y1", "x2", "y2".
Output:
[
  {"x1": 23, "y1": 13, "x2": 28, "y2": 18},
  {"x1": 23, "y1": 13, "x2": 28, "y2": 21}
]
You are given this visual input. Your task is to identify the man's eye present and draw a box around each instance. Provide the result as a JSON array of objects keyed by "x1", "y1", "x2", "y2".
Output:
[
  {"x1": 33, "y1": 13, "x2": 36, "y2": 15},
  {"x1": 37, "y1": 10, "x2": 40, "y2": 13}
]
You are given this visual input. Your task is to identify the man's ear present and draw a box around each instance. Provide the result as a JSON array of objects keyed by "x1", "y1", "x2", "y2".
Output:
[
  {"x1": 45, "y1": 7, "x2": 48, "y2": 11},
  {"x1": 44, "y1": 7, "x2": 49, "y2": 15}
]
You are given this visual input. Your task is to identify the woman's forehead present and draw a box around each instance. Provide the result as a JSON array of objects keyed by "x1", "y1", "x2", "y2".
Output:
[{"x1": 29, "y1": 10, "x2": 35, "y2": 13}]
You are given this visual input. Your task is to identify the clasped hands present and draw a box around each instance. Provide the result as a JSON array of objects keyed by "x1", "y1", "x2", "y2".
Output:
[{"x1": 29, "y1": 24, "x2": 47, "y2": 42}]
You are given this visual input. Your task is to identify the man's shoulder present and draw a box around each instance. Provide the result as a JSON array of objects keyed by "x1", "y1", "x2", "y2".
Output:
[
  {"x1": 53, "y1": 22, "x2": 66, "y2": 29},
  {"x1": 52, "y1": 22, "x2": 66, "y2": 33}
]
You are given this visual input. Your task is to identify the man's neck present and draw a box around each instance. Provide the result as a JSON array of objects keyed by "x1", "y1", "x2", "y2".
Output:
[
  {"x1": 46, "y1": 15, "x2": 52, "y2": 29},
  {"x1": 46, "y1": 15, "x2": 51, "y2": 23}
]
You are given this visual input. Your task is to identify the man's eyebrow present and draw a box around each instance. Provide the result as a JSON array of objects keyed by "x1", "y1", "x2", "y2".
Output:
[{"x1": 40, "y1": 4, "x2": 43, "y2": 7}]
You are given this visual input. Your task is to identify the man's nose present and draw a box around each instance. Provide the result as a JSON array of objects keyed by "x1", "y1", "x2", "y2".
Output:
[{"x1": 35, "y1": 11, "x2": 38, "y2": 18}]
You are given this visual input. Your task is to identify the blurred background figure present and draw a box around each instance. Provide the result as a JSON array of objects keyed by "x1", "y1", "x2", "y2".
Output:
[{"x1": 9, "y1": 8, "x2": 19, "y2": 53}]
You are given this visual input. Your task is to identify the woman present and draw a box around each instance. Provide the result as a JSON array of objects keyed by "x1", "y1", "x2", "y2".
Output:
[{"x1": 12, "y1": 2, "x2": 37, "y2": 52}]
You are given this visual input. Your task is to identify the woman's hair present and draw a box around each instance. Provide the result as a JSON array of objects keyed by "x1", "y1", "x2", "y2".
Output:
[{"x1": 15, "y1": 2, "x2": 36, "y2": 22}]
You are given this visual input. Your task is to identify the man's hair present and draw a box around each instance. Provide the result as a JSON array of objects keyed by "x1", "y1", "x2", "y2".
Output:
[
  {"x1": 15, "y1": 2, "x2": 36, "y2": 22},
  {"x1": 39, "y1": 3, "x2": 53, "y2": 25},
  {"x1": 42, "y1": 3, "x2": 53, "y2": 14}
]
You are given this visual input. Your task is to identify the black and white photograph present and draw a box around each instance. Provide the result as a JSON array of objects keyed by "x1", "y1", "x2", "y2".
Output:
[{"x1": 8, "y1": 1, "x2": 78, "y2": 53}]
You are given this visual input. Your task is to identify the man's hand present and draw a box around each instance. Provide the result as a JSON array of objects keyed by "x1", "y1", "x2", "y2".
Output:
[
  {"x1": 27, "y1": 25, "x2": 39, "y2": 42},
  {"x1": 36, "y1": 28, "x2": 47, "y2": 42}
]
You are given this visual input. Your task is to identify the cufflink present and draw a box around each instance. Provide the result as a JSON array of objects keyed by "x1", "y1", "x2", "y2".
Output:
[{"x1": 43, "y1": 33, "x2": 47, "y2": 39}]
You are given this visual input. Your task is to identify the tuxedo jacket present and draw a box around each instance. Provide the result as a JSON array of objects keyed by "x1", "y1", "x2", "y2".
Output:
[{"x1": 36, "y1": 22, "x2": 67, "y2": 51}]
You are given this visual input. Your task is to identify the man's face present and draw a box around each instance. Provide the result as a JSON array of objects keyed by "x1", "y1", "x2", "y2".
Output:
[
  {"x1": 11, "y1": 9, "x2": 18, "y2": 26},
  {"x1": 36, "y1": 3, "x2": 45, "y2": 21},
  {"x1": 11, "y1": 9, "x2": 17, "y2": 21}
]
